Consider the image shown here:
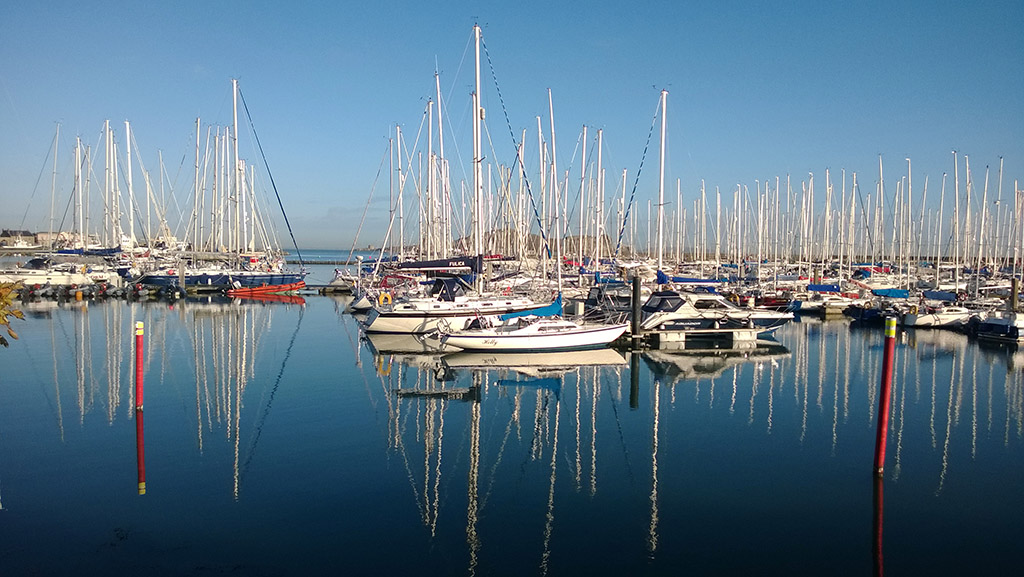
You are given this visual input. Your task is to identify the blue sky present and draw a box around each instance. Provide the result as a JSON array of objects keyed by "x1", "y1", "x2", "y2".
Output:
[{"x1": 2, "y1": 1, "x2": 1022, "y2": 250}]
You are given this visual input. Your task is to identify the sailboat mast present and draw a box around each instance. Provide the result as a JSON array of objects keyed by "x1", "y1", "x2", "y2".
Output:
[
  {"x1": 596, "y1": 129, "x2": 604, "y2": 270},
  {"x1": 397, "y1": 124, "x2": 405, "y2": 260},
  {"x1": 472, "y1": 24, "x2": 483, "y2": 263},
  {"x1": 232, "y1": 78, "x2": 242, "y2": 254},
  {"x1": 125, "y1": 120, "x2": 135, "y2": 250},
  {"x1": 194, "y1": 117, "x2": 201, "y2": 250},
  {"x1": 578, "y1": 125, "x2": 587, "y2": 284},
  {"x1": 75, "y1": 137, "x2": 82, "y2": 247},
  {"x1": 548, "y1": 89, "x2": 559, "y2": 268},
  {"x1": 953, "y1": 151, "x2": 960, "y2": 291},
  {"x1": 426, "y1": 99, "x2": 434, "y2": 259},
  {"x1": 49, "y1": 123, "x2": 59, "y2": 248},
  {"x1": 103, "y1": 120, "x2": 110, "y2": 248},
  {"x1": 435, "y1": 71, "x2": 449, "y2": 257},
  {"x1": 656, "y1": 89, "x2": 667, "y2": 274}
]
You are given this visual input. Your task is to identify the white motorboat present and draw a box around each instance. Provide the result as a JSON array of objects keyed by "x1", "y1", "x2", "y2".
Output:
[
  {"x1": 901, "y1": 304, "x2": 973, "y2": 328},
  {"x1": 0, "y1": 256, "x2": 110, "y2": 286},
  {"x1": 638, "y1": 290, "x2": 793, "y2": 333},
  {"x1": 973, "y1": 310, "x2": 1024, "y2": 343}
]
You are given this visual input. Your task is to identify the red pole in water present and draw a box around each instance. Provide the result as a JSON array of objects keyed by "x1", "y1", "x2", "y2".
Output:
[
  {"x1": 135, "y1": 409, "x2": 146, "y2": 495},
  {"x1": 873, "y1": 316, "x2": 897, "y2": 476},
  {"x1": 135, "y1": 321, "x2": 144, "y2": 411}
]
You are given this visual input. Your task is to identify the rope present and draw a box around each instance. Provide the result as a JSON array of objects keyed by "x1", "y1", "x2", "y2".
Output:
[
  {"x1": 612, "y1": 98, "x2": 660, "y2": 258},
  {"x1": 480, "y1": 33, "x2": 552, "y2": 260}
]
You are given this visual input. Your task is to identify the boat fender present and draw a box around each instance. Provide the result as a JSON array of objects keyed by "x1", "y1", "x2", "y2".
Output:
[
  {"x1": 378, "y1": 291, "x2": 393, "y2": 306},
  {"x1": 167, "y1": 269, "x2": 176, "y2": 275}
]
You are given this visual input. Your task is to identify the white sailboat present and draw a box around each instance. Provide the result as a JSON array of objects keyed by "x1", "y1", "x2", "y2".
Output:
[{"x1": 439, "y1": 293, "x2": 628, "y2": 352}]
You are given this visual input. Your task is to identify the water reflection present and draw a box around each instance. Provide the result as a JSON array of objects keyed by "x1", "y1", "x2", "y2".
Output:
[
  {"x1": 15, "y1": 296, "x2": 305, "y2": 500},
  {"x1": 184, "y1": 297, "x2": 305, "y2": 500},
  {"x1": 357, "y1": 315, "x2": 1024, "y2": 573},
  {"x1": 4, "y1": 299, "x2": 1022, "y2": 573}
]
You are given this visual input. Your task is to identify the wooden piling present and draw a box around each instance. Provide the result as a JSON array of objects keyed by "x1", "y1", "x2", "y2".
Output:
[{"x1": 631, "y1": 276, "x2": 642, "y2": 349}]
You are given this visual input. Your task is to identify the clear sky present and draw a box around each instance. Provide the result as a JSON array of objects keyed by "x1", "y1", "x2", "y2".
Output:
[{"x1": 2, "y1": 0, "x2": 1022, "y2": 250}]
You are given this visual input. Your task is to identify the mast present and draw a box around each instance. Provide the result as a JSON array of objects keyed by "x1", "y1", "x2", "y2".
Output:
[
  {"x1": 578, "y1": 125, "x2": 587, "y2": 284},
  {"x1": 232, "y1": 78, "x2": 242, "y2": 254},
  {"x1": 103, "y1": 120, "x2": 111, "y2": 247},
  {"x1": 194, "y1": 117, "x2": 201, "y2": 250},
  {"x1": 397, "y1": 123, "x2": 405, "y2": 261},
  {"x1": 936, "y1": 173, "x2": 946, "y2": 288},
  {"x1": 74, "y1": 136, "x2": 82, "y2": 248},
  {"x1": 125, "y1": 120, "x2": 135, "y2": 250},
  {"x1": 596, "y1": 129, "x2": 604, "y2": 273},
  {"x1": 656, "y1": 89, "x2": 667, "y2": 274},
  {"x1": 435, "y1": 70, "x2": 449, "y2": 257},
  {"x1": 49, "y1": 123, "x2": 59, "y2": 248},
  {"x1": 84, "y1": 143, "x2": 91, "y2": 246},
  {"x1": 426, "y1": 98, "x2": 434, "y2": 259},
  {"x1": 548, "y1": 89, "x2": 559, "y2": 286},
  {"x1": 953, "y1": 151, "x2": 960, "y2": 292},
  {"x1": 472, "y1": 24, "x2": 483, "y2": 266}
]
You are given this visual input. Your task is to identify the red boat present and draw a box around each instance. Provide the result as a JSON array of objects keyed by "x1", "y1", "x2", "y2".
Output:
[
  {"x1": 226, "y1": 280, "x2": 306, "y2": 297},
  {"x1": 230, "y1": 292, "x2": 306, "y2": 305}
]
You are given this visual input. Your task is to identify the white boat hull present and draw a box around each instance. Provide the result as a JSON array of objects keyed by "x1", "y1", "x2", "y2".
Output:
[
  {"x1": 441, "y1": 321, "x2": 628, "y2": 352},
  {"x1": 363, "y1": 296, "x2": 539, "y2": 334}
]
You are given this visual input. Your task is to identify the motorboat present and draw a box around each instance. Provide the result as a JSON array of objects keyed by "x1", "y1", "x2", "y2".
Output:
[{"x1": 638, "y1": 290, "x2": 793, "y2": 333}]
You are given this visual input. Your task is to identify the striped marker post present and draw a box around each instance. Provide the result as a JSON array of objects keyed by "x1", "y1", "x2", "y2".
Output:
[
  {"x1": 135, "y1": 321, "x2": 144, "y2": 411},
  {"x1": 873, "y1": 316, "x2": 897, "y2": 476}
]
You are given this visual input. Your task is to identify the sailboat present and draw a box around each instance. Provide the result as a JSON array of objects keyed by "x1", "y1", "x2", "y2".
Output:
[
  {"x1": 131, "y1": 79, "x2": 306, "y2": 294},
  {"x1": 439, "y1": 294, "x2": 628, "y2": 352}
]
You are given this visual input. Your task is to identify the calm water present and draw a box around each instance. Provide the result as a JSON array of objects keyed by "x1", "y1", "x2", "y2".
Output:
[{"x1": 0, "y1": 291, "x2": 1022, "y2": 576}]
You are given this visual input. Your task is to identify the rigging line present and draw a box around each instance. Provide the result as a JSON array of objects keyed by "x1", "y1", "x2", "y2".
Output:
[
  {"x1": 479, "y1": 34, "x2": 551, "y2": 259},
  {"x1": 560, "y1": 131, "x2": 589, "y2": 244},
  {"x1": 240, "y1": 304, "x2": 305, "y2": 480},
  {"x1": 237, "y1": 87, "x2": 304, "y2": 266},
  {"x1": 346, "y1": 143, "x2": 390, "y2": 266},
  {"x1": 613, "y1": 98, "x2": 660, "y2": 259},
  {"x1": 21, "y1": 130, "x2": 58, "y2": 230},
  {"x1": 854, "y1": 178, "x2": 876, "y2": 258}
]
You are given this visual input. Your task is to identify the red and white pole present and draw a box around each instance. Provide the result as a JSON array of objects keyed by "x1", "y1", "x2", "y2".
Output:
[
  {"x1": 135, "y1": 321, "x2": 144, "y2": 411},
  {"x1": 873, "y1": 316, "x2": 897, "y2": 476}
]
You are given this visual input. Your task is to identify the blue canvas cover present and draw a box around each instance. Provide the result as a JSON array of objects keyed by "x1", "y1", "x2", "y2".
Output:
[
  {"x1": 499, "y1": 293, "x2": 563, "y2": 320},
  {"x1": 871, "y1": 288, "x2": 910, "y2": 299},
  {"x1": 922, "y1": 290, "x2": 957, "y2": 302}
]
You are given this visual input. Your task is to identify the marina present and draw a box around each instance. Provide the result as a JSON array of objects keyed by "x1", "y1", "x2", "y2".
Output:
[
  {"x1": 2, "y1": 4, "x2": 1023, "y2": 575},
  {"x1": 0, "y1": 290, "x2": 1021, "y2": 575}
]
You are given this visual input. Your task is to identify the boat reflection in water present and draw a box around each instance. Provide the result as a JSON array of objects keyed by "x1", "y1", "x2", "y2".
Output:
[
  {"x1": 367, "y1": 338, "x2": 631, "y2": 575},
  {"x1": 183, "y1": 295, "x2": 304, "y2": 499},
  {"x1": 4, "y1": 297, "x2": 1023, "y2": 574},
  {"x1": 642, "y1": 340, "x2": 791, "y2": 385},
  {"x1": 439, "y1": 348, "x2": 628, "y2": 379}
]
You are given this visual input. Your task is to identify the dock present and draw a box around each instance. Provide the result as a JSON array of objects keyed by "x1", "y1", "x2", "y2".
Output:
[
  {"x1": 645, "y1": 327, "x2": 763, "y2": 350},
  {"x1": 394, "y1": 387, "x2": 480, "y2": 402}
]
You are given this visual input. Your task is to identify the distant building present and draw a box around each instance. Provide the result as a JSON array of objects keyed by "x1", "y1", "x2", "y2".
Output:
[{"x1": 0, "y1": 229, "x2": 38, "y2": 247}]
